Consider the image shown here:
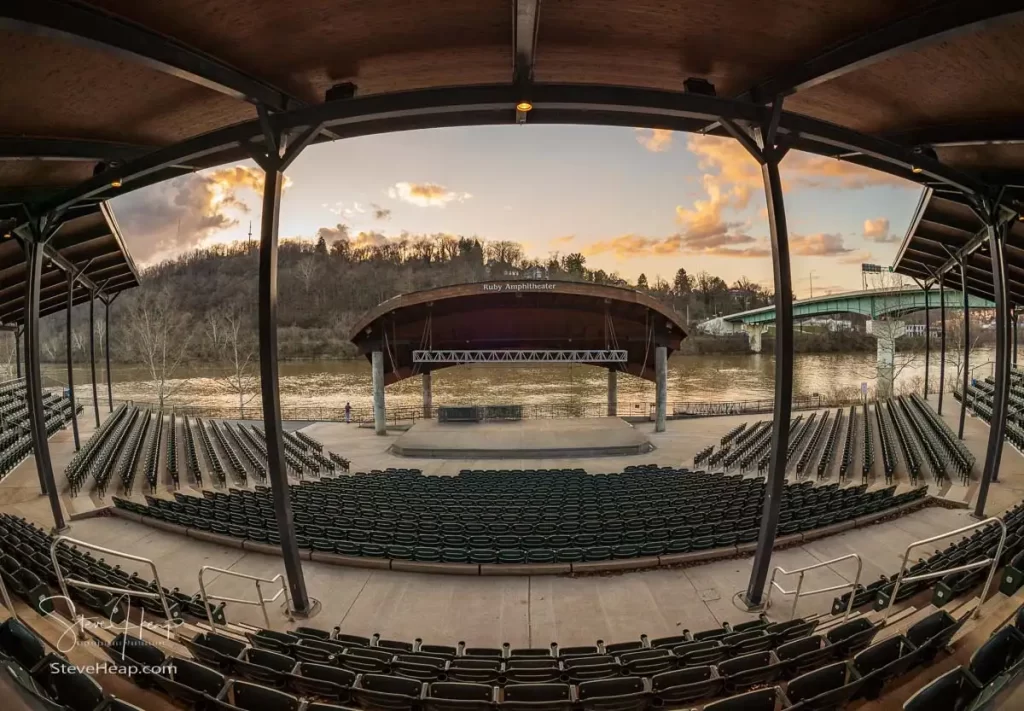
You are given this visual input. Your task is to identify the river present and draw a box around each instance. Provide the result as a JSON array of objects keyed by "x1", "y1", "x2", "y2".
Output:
[{"x1": 37, "y1": 348, "x2": 994, "y2": 417}]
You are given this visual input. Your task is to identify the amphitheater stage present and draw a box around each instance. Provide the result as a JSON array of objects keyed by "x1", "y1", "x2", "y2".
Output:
[{"x1": 389, "y1": 417, "x2": 654, "y2": 459}]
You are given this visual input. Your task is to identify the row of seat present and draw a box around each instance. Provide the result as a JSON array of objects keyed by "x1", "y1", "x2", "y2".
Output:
[{"x1": 839, "y1": 405, "x2": 856, "y2": 481}]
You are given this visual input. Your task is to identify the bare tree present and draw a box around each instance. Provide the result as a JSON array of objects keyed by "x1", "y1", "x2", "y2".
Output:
[
  {"x1": 297, "y1": 255, "x2": 321, "y2": 297},
  {"x1": 215, "y1": 305, "x2": 259, "y2": 418},
  {"x1": 119, "y1": 285, "x2": 195, "y2": 407}
]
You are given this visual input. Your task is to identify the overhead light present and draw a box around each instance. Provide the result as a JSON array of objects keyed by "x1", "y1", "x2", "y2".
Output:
[
  {"x1": 516, "y1": 101, "x2": 533, "y2": 113},
  {"x1": 110, "y1": 178, "x2": 122, "y2": 188},
  {"x1": 911, "y1": 166, "x2": 923, "y2": 174}
]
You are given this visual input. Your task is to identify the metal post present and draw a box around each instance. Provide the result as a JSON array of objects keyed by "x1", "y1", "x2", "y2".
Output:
[
  {"x1": 958, "y1": 262, "x2": 970, "y2": 440},
  {"x1": 1014, "y1": 311, "x2": 1019, "y2": 369},
  {"x1": 14, "y1": 328, "x2": 21, "y2": 378},
  {"x1": 372, "y1": 351, "x2": 386, "y2": 435},
  {"x1": 89, "y1": 293, "x2": 99, "y2": 428},
  {"x1": 24, "y1": 237, "x2": 67, "y2": 531},
  {"x1": 104, "y1": 298, "x2": 112, "y2": 412},
  {"x1": 607, "y1": 368, "x2": 618, "y2": 417},
  {"x1": 977, "y1": 219, "x2": 1011, "y2": 517},
  {"x1": 744, "y1": 143, "x2": 793, "y2": 608},
  {"x1": 257, "y1": 164, "x2": 310, "y2": 615},
  {"x1": 938, "y1": 275, "x2": 946, "y2": 415},
  {"x1": 421, "y1": 370, "x2": 432, "y2": 419},
  {"x1": 654, "y1": 346, "x2": 667, "y2": 432},
  {"x1": 65, "y1": 273, "x2": 80, "y2": 450},
  {"x1": 923, "y1": 283, "x2": 930, "y2": 397}
]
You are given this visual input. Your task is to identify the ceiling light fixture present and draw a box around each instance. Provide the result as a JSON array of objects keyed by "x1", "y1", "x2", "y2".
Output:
[
  {"x1": 911, "y1": 166, "x2": 923, "y2": 174},
  {"x1": 516, "y1": 101, "x2": 533, "y2": 113}
]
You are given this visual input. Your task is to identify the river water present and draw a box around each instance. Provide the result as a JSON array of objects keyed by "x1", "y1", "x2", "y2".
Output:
[{"x1": 38, "y1": 348, "x2": 994, "y2": 416}]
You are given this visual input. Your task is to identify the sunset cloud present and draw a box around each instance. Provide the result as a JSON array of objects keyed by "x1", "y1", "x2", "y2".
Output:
[
  {"x1": 584, "y1": 232, "x2": 770, "y2": 259},
  {"x1": 110, "y1": 164, "x2": 289, "y2": 264},
  {"x1": 388, "y1": 181, "x2": 471, "y2": 207},
  {"x1": 635, "y1": 128, "x2": 674, "y2": 152},
  {"x1": 839, "y1": 249, "x2": 874, "y2": 265},
  {"x1": 789, "y1": 233, "x2": 852, "y2": 257},
  {"x1": 863, "y1": 217, "x2": 896, "y2": 243},
  {"x1": 551, "y1": 235, "x2": 576, "y2": 246},
  {"x1": 371, "y1": 203, "x2": 392, "y2": 220}
]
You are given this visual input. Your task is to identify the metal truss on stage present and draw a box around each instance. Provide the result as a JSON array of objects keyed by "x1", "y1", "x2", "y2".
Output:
[{"x1": 412, "y1": 349, "x2": 628, "y2": 364}]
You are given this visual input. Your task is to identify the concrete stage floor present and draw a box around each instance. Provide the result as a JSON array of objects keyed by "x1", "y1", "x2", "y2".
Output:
[{"x1": 389, "y1": 417, "x2": 653, "y2": 458}]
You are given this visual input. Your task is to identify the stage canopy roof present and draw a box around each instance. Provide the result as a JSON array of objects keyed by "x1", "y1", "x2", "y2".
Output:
[
  {"x1": 349, "y1": 281, "x2": 687, "y2": 384},
  {"x1": 4, "y1": 1, "x2": 1024, "y2": 312}
]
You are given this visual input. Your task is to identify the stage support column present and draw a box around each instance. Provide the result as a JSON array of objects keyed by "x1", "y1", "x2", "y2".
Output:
[
  {"x1": 1013, "y1": 311, "x2": 1019, "y2": 369},
  {"x1": 958, "y1": 259, "x2": 970, "y2": 440},
  {"x1": 14, "y1": 328, "x2": 21, "y2": 378},
  {"x1": 976, "y1": 214, "x2": 1012, "y2": 517},
  {"x1": 24, "y1": 227, "x2": 67, "y2": 532},
  {"x1": 724, "y1": 101, "x2": 794, "y2": 609},
  {"x1": 66, "y1": 272, "x2": 80, "y2": 451},
  {"x1": 104, "y1": 298, "x2": 113, "y2": 412},
  {"x1": 923, "y1": 283, "x2": 931, "y2": 398},
  {"x1": 654, "y1": 347, "x2": 667, "y2": 432},
  {"x1": 249, "y1": 111, "x2": 321, "y2": 617},
  {"x1": 938, "y1": 276, "x2": 946, "y2": 415},
  {"x1": 422, "y1": 370, "x2": 432, "y2": 420},
  {"x1": 89, "y1": 292, "x2": 100, "y2": 427},
  {"x1": 372, "y1": 351, "x2": 386, "y2": 435},
  {"x1": 607, "y1": 369, "x2": 618, "y2": 417}
]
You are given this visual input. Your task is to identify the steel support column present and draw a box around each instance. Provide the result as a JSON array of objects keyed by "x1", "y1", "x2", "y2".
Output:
[
  {"x1": 939, "y1": 275, "x2": 946, "y2": 415},
  {"x1": 89, "y1": 292, "x2": 99, "y2": 427},
  {"x1": 257, "y1": 164, "x2": 311, "y2": 615},
  {"x1": 65, "y1": 273, "x2": 80, "y2": 450},
  {"x1": 923, "y1": 283, "x2": 931, "y2": 397},
  {"x1": 104, "y1": 298, "x2": 112, "y2": 411},
  {"x1": 24, "y1": 236, "x2": 66, "y2": 531},
  {"x1": 372, "y1": 351, "x2": 386, "y2": 435},
  {"x1": 14, "y1": 327, "x2": 21, "y2": 378},
  {"x1": 958, "y1": 260, "x2": 970, "y2": 440},
  {"x1": 1014, "y1": 311, "x2": 1019, "y2": 369},
  {"x1": 976, "y1": 218, "x2": 1011, "y2": 517},
  {"x1": 739, "y1": 110, "x2": 794, "y2": 608},
  {"x1": 654, "y1": 347, "x2": 667, "y2": 432},
  {"x1": 607, "y1": 368, "x2": 618, "y2": 417},
  {"x1": 421, "y1": 370, "x2": 432, "y2": 420}
]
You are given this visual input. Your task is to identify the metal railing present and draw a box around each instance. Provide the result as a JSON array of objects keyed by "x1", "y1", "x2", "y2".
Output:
[
  {"x1": 765, "y1": 553, "x2": 863, "y2": 620},
  {"x1": 49, "y1": 536, "x2": 176, "y2": 640},
  {"x1": 882, "y1": 517, "x2": 1006, "y2": 622},
  {"x1": 0, "y1": 563, "x2": 16, "y2": 620},
  {"x1": 198, "y1": 565, "x2": 292, "y2": 630}
]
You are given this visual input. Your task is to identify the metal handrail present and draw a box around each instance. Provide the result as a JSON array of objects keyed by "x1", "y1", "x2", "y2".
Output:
[
  {"x1": 0, "y1": 563, "x2": 16, "y2": 620},
  {"x1": 883, "y1": 517, "x2": 1006, "y2": 622},
  {"x1": 198, "y1": 565, "x2": 292, "y2": 630},
  {"x1": 49, "y1": 535, "x2": 176, "y2": 637},
  {"x1": 765, "y1": 553, "x2": 863, "y2": 620}
]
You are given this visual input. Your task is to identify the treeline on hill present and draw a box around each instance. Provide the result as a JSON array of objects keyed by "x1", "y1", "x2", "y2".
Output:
[{"x1": 35, "y1": 233, "x2": 776, "y2": 366}]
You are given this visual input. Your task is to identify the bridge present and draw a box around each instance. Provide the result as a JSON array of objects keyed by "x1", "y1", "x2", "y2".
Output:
[
  {"x1": 703, "y1": 287, "x2": 993, "y2": 329},
  {"x1": 699, "y1": 287, "x2": 994, "y2": 396}
]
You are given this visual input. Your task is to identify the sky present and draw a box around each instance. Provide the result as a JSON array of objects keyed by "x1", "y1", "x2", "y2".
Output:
[{"x1": 109, "y1": 124, "x2": 923, "y2": 298}]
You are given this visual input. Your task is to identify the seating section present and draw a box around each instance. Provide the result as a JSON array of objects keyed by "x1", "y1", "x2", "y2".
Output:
[
  {"x1": 87, "y1": 601, "x2": 981, "y2": 711},
  {"x1": 0, "y1": 512, "x2": 228, "y2": 625},
  {"x1": 0, "y1": 378, "x2": 80, "y2": 484},
  {"x1": 832, "y1": 501, "x2": 1024, "y2": 616},
  {"x1": 114, "y1": 467, "x2": 927, "y2": 565},
  {"x1": 65, "y1": 405, "x2": 350, "y2": 497}
]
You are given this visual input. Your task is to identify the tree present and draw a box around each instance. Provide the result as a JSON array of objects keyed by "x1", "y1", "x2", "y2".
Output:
[
  {"x1": 215, "y1": 301, "x2": 259, "y2": 417},
  {"x1": 673, "y1": 268, "x2": 692, "y2": 296},
  {"x1": 636, "y1": 273, "x2": 649, "y2": 289},
  {"x1": 119, "y1": 284, "x2": 195, "y2": 408},
  {"x1": 315, "y1": 235, "x2": 328, "y2": 256},
  {"x1": 563, "y1": 252, "x2": 586, "y2": 277},
  {"x1": 485, "y1": 240, "x2": 523, "y2": 267}
]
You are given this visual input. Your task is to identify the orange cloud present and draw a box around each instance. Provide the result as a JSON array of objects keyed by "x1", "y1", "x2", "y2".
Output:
[
  {"x1": 584, "y1": 232, "x2": 770, "y2": 259},
  {"x1": 388, "y1": 182, "x2": 471, "y2": 207},
  {"x1": 551, "y1": 235, "x2": 576, "y2": 246},
  {"x1": 635, "y1": 128, "x2": 674, "y2": 152},
  {"x1": 863, "y1": 217, "x2": 896, "y2": 243},
  {"x1": 839, "y1": 249, "x2": 874, "y2": 265},
  {"x1": 789, "y1": 233, "x2": 851, "y2": 257}
]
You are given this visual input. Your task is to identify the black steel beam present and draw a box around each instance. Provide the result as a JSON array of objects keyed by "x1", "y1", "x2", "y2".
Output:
[
  {"x1": 924, "y1": 282, "x2": 931, "y2": 397},
  {"x1": 24, "y1": 237, "x2": 66, "y2": 530},
  {"x1": 66, "y1": 272, "x2": 79, "y2": 450},
  {"x1": 256, "y1": 159, "x2": 311, "y2": 615},
  {"x1": 89, "y1": 292, "x2": 99, "y2": 428},
  {"x1": 959, "y1": 259, "x2": 970, "y2": 440},
  {"x1": 885, "y1": 120, "x2": 1024, "y2": 148},
  {"x1": 33, "y1": 83, "x2": 992, "y2": 219},
  {"x1": 104, "y1": 298, "x2": 112, "y2": 412},
  {"x1": 744, "y1": 131, "x2": 793, "y2": 608},
  {"x1": 14, "y1": 327, "x2": 20, "y2": 378},
  {"x1": 738, "y1": 1, "x2": 1024, "y2": 102},
  {"x1": 939, "y1": 275, "x2": 946, "y2": 415},
  {"x1": 0, "y1": 137, "x2": 154, "y2": 162},
  {"x1": 0, "y1": 0, "x2": 302, "y2": 110},
  {"x1": 976, "y1": 219, "x2": 1011, "y2": 516}
]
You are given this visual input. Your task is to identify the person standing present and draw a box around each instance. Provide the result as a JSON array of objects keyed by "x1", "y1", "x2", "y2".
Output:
[{"x1": 344, "y1": 402, "x2": 351, "y2": 423}]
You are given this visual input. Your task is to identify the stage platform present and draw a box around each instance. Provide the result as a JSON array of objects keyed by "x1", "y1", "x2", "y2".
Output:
[{"x1": 389, "y1": 417, "x2": 654, "y2": 459}]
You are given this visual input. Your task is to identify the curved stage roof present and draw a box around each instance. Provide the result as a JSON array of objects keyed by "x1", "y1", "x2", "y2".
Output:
[{"x1": 349, "y1": 281, "x2": 687, "y2": 384}]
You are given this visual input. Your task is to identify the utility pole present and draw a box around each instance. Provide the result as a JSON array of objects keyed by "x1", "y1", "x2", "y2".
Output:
[{"x1": 809, "y1": 270, "x2": 815, "y2": 299}]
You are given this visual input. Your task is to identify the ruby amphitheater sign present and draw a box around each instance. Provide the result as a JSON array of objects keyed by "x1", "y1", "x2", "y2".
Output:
[{"x1": 482, "y1": 282, "x2": 557, "y2": 292}]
